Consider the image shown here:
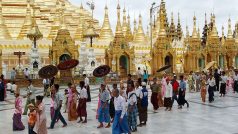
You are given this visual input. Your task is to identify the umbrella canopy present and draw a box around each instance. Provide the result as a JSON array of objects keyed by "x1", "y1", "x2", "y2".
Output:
[
  {"x1": 93, "y1": 65, "x2": 111, "y2": 77},
  {"x1": 204, "y1": 61, "x2": 216, "y2": 71},
  {"x1": 38, "y1": 65, "x2": 58, "y2": 79},
  {"x1": 57, "y1": 59, "x2": 79, "y2": 70},
  {"x1": 157, "y1": 65, "x2": 172, "y2": 73}
]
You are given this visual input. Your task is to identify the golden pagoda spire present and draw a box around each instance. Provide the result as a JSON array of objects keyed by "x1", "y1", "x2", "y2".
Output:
[
  {"x1": 99, "y1": 4, "x2": 113, "y2": 41},
  {"x1": 122, "y1": 7, "x2": 127, "y2": 36},
  {"x1": 158, "y1": 7, "x2": 166, "y2": 37},
  {"x1": 74, "y1": 15, "x2": 85, "y2": 41},
  {"x1": 227, "y1": 17, "x2": 233, "y2": 39},
  {"x1": 133, "y1": 16, "x2": 137, "y2": 40},
  {"x1": 125, "y1": 14, "x2": 133, "y2": 42},
  {"x1": 177, "y1": 12, "x2": 183, "y2": 40},
  {"x1": 134, "y1": 14, "x2": 145, "y2": 43},
  {"x1": 47, "y1": 0, "x2": 61, "y2": 39},
  {"x1": 60, "y1": 0, "x2": 67, "y2": 30},
  {"x1": 192, "y1": 15, "x2": 198, "y2": 38},
  {"x1": 0, "y1": 0, "x2": 11, "y2": 39},
  {"x1": 221, "y1": 26, "x2": 225, "y2": 45},
  {"x1": 146, "y1": 25, "x2": 150, "y2": 42},
  {"x1": 197, "y1": 27, "x2": 200, "y2": 39},
  {"x1": 210, "y1": 14, "x2": 219, "y2": 38},
  {"x1": 169, "y1": 12, "x2": 176, "y2": 41},
  {"x1": 17, "y1": 0, "x2": 32, "y2": 39},
  {"x1": 115, "y1": 2, "x2": 124, "y2": 38},
  {"x1": 186, "y1": 25, "x2": 190, "y2": 39}
]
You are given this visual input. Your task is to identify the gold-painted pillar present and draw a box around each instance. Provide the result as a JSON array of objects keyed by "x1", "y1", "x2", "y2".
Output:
[{"x1": 117, "y1": 56, "x2": 120, "y2": 75}]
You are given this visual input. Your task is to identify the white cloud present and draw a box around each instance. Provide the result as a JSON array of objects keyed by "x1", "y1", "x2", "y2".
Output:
[{"x1": 69, "y1": 0, "x2": 238, "y2": 36}]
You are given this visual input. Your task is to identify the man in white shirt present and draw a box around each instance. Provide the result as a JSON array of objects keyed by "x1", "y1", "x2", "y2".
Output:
[
  {"x1": 49, "y1": 84, "x2": 67, "y2": 129},
  {"x1": 164, "y1": 78, "x2": 173, "y2": 111},
  {"x1": 83, "y1": 74, "x2": 91, "y2": 102},
  {"x1": 233, "y1": 70, "x2": 238, "y2": 93},
  {"x1": 112, "y1": 88, "x2": 130, "y2": 134},
  {"x1": 77, "y1": 81, "x2": 88, "y2": 123},
  {"x1": 127, "y1": 84, "x2": 137, "y2": 132},
  {"x1": 220, "y1": 71, "x2": 228, "y2": 97},
  {"x1": 207, "y1": 74, "x2": 215, "y2": 103}
]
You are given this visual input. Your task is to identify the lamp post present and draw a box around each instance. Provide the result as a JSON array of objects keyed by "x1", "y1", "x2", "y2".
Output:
[
  {"x1": 150, "y1": 2, "x2": 160, "y2": 49},
  {"x1": 84, "y1": 0, "x2": 99, "y2": 47},
  {"x1": 150, "y1": 2, "x2": 160, "y2": 75},
  {"x1": 27, "y1": 0, "x2": 43, "y2": 48}
]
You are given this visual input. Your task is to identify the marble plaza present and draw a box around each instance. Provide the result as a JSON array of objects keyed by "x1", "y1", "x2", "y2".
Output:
[{"x1": 0, "y1": 85, "x2": 238, "y2": 134}]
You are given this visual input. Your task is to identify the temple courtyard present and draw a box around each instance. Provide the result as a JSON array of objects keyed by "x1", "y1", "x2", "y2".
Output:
[{"x1": 0, "y1": 85, "x2": 238, "y2": 134}]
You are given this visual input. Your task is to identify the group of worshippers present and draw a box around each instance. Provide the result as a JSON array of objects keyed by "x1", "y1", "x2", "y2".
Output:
[
  {"x1": 187, "y1": 68, "x2": 238, "y2": 103},
  {"x1": 12, "y1": 79, "x2": 47, "y2": 134},
  {"x1": 150, "y1": 74, "x2": 189, "y2": 111},
  {"x1": 96, "y1": 76, "x2": 149, "y2": 134}
]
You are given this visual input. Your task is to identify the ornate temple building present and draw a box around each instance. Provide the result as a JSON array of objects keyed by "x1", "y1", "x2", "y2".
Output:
[{"x1": 0, "y1": 0, "x2": 237, "y2": 77}]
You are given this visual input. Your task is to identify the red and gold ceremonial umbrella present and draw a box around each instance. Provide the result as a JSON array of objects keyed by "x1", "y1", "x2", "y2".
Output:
[
  {"x1": 38, "y1": 65, "x2": 58, "y2": 79},
  {"x1": 93, "y1": 65, "x2": 111, "y2": 77},
  {"x1": 57, "y1": 59, "x2": 79, "y2": 70}
]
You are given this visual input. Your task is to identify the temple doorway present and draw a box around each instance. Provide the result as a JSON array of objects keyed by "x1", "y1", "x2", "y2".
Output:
[
  {"x1": 119, "y1": 55, "x2": 129, "y2": 76},
  {"x1": 164, "y1": 53, "x2": 173, "y2": 73}
]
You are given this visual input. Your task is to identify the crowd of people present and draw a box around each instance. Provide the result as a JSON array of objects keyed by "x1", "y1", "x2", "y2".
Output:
[{"x1": 0, "y1": 66, "x2": 238, "y2": 134}]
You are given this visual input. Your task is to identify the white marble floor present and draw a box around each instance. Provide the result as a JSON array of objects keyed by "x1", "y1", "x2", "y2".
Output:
[{"x1": 1, "y1": 86, "x2": 238, "y2": 134}]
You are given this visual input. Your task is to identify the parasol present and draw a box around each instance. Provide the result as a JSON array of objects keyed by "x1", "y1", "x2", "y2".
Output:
[
  {"x1": 203, "y1": 61, "x2": 216, "y2": 71},
  {"x1": 57, "y1": 59, "x2": 79, "y2": 70},
  {"x1": 38, "y1": 65, "x2": 58, "y2": 79},
  {"x1": 157, "y1": 65, "x2": 172, "y2": 73},
  {"x1": 93, "y1": 65, "x2": 111, "y2": 77}
]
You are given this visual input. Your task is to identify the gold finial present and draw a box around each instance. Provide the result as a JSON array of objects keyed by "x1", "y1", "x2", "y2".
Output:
[
  {"x1": 134, "y1": 14, "x2": 145, "y2": 43},
  {"x1": 99, "y1": 3, "x2": 113, "y2": 41},
  {"x1": 177, "y1": 12, "x2": 182, "y2": 40},
  {"x1": 125, "y1": 13, "x2": 133, "y2": 42},
  {"x1": 60, "y1": 0, "x2": 67, "y2": 29},
  {"x1": 178, "y1": 12, "x2": 180, "y2": 23},
  {"x1": 115, "y1": 0, "x2": 123, "y2": 38},
  {"x1": 74, "y1": 15, "x2": 85, "y2": 41},
  {"x1": 210, "y1": 13, "x2": 219, "y2": 38},
  {"x1": 205, "y1": 13, "x2": 207, "y2": 24},
  {"x1": 227, "y1": 17, "x2": 233, "y2": 39},
  {"x1": 186, "y1": 25, "x2": 189, "y2": 38},
  {"x1": 192, "y1": 14, "x2": 198, "y2": 38},
  {"x1": 133, "y1": 15, "x2": 137, "y2": 37},
  {"x1": 171, "y1": 12, "x2": 174, "y2": 23},
  {"x1": 221, "y1": 26, "x2": 225, "y2": 45},
  {"x1": 122, "y1": 6, "x2": 127, "y2": 36},
  {"x1": 80, "y1": 2, "x2": 83, "y2": 9}
]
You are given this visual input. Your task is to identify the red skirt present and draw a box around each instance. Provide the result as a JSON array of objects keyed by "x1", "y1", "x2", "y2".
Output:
[
  {"x1": 151, "y1": 92, "x2": 159, "y2": 110},
  {"x1": 77, "y1": 98, "x2": 87, "y2": 117}
]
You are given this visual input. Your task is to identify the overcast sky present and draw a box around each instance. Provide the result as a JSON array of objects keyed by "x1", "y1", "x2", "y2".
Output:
[{"x1": 69, "y1": 0, "x2": 238, "y2": 36}]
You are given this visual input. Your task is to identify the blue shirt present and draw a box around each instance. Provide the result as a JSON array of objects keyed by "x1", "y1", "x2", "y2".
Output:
[
  {"x1": 143, "y1": 74, "x2": 148, "y2": 80},
  {"x1": 179, "y1": 80, "x2": 186, "y2": 91}
]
